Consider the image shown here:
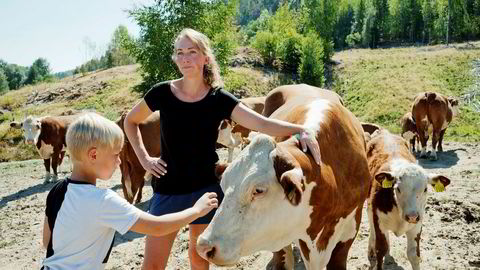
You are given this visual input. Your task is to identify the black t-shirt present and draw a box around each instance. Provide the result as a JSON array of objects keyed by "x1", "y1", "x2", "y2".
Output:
[{"x1": 143, "y1": 81, "x2": 239, "y2": 194}]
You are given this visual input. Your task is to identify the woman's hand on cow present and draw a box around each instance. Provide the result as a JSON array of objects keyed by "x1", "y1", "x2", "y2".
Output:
[
  {"x1": 141, "y1": 156, "x2": 167, "y2": 178},
  {"x1": 296, "y1": 128, "x2": 321, "y2": 165}
]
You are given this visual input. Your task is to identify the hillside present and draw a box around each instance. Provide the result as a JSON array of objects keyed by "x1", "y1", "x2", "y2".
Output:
[
  {"x1": 1, "y1": 42, "x2": 479, "y2": 162},
  {"x1": 333, "y1": 41, "x2": 480, "y2": 140}
]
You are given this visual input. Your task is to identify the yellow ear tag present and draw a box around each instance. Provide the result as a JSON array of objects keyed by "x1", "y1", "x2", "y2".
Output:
[
  {"x1": 434, "y1": 182, "x2": 445, "y2": 192},
  {"x1": 382, "y1": 179, "x2": 393, "y2": 188}
]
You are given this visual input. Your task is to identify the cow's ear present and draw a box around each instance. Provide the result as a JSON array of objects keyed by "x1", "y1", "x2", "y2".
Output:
[
  {"x1": 273, "y1": 151, "x2": 303, "y2": 205},
  {"x1": 214, "y1": 162, "x2": 229, "y2": 181},
  {"x1": 428, "y1": 174, "x2": 451, "y2": 192},
  {"x1": 448, "y1": 97, "x2": 459, "y2": 106},
  {"x1": 10, "y1": 121, "x2": 22, "y2": 129},
  {"x1": 375, "y1": 172, "x2": 395, "y2": 188}
]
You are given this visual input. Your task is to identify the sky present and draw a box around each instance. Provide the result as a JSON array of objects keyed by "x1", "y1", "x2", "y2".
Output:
[{"x1": 0, "y1": 0, "x2": 154, "y2": 73}]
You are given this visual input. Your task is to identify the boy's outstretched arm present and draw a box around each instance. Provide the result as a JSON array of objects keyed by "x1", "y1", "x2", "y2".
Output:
[
  {"x1": 42, "y1": 215, "x2": 51, "y2": 250},
  {"x1": 130, "y1": 192, "x2": 218, "y2": 236}
]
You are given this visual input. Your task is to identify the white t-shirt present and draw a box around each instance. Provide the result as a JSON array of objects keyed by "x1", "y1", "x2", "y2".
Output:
[{"x1": 42, "y1": 179, "x2": 141, "y2": 270}]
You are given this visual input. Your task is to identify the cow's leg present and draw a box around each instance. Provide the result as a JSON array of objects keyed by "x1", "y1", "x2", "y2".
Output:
[
  {"x1": 43, "y1": 159, "x2": 51, "y2": 183},
  {"x1": 416, "y1": 125, "x2": 428, "y2": 158},
  {"x1": 51, "y1": 152, "x2": 60, "y2": 182},
  {"x1": 430, "y1": 129, "x2": 440, "y2": 160},
  {"x1": 121, "y1": 163, "x2": 134, "y2": 203},
  {"x1": 438, "y1": 129, "x2": 446, "y2": 152},
  {"x1": 327, "y1": 205, "x2": 362, "y2": 270},
  {"x1": 132, "y1": 170, "x2": 146, "y2": 204},
  {"x1": 406, "y1": 226, "x2": 422, "y2": 270},
  {"x1": 409, "y1": 138, "x2": 415, "y2": 153},
  {"x1": 368, "y1": 209, "x2": 388, "y2": 270},
  {"x1": 269, "y1": 245, "x2": 294, "y2": 270}
]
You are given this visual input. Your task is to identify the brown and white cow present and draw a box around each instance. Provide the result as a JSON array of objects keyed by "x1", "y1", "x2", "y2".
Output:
[
  {"x1": 262, "y1": 83, "x2": 344, "y2": 117},
  {"x1": 216, "y1": 96, "x2": 266, "y2": 162},
  {"x1": 411, "y1": 92, "x2": 459, "y2": 160},
  {"x1": 10, "y1": 114, "x2": 81, "y2": 182},
  {"x1": 197, "y1": 96, "x2": 370, "y2": 270},
  {"x1": 116, "y1": 111, "x2": 161, "y2": 204},
  {"x1": 366, "y1": 129, "x2": 451, "y2": 270},
  {"x1": 400, "y1": 112, "x2": 420, "y2": 153}
]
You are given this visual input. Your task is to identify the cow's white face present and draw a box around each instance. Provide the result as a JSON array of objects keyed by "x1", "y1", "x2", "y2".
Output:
[
  {"x1": 375, "y1": 159, "x2": 450, "y2": 224},
  {"x1": 21, "y1": 117, "x2": 42, "y2": 145},
  {"x1": 198, "y1": 134, "x2": 312, "y2": 265}
]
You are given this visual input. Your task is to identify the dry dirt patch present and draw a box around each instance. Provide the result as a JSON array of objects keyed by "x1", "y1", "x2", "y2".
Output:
[{"x1": 0, "y1": 142, "x2": 479, "y2": 270}]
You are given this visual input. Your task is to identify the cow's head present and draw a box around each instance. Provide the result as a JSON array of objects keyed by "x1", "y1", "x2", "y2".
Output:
[
  {"x1": 448, "y1": 97, "x2": 459, "y2": 117},
  {"x1": 375, "y1": 159, "x2": 450, "y2": 224},
  {"x1": 10, "y1": 116, "x2": 42, "y2": 145},
  {"x1": 197, "y1": 134, "x2": 314, "y2": 265}
]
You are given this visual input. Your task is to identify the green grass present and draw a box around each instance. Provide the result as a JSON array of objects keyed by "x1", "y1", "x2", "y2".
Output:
[{"x1": 333, "y1": 42, "x2": 480, "y2": 141}]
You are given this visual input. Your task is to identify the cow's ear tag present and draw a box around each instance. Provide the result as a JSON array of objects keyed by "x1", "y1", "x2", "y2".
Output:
[
  {"x1": 382, "y1": 179, "x2": 393, "y2": 188},
  {"x1": 434, "y1": 182, "x2": 445, "y2": 192}
]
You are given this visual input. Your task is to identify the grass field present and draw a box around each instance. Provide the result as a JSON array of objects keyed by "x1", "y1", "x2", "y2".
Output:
[
  {"x1": 333, "y1": 41, "x2": 480, "y2": 141},
  {"x1": 1, "y1": 42, "x2": 479, "y2": 161}
]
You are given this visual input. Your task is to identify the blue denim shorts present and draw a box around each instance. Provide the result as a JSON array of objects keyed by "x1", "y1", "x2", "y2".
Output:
[{"x1": 148, "y1": 183, "x2": 224, "y2": 224}]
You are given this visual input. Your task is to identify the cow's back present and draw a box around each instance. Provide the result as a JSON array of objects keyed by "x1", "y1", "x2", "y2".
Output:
[{"x1": 262, "y1": 84, "x2": 343, "y2": 117}]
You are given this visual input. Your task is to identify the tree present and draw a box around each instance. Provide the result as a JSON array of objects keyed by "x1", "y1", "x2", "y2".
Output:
[
  {"x1": 128, "y1": 0, "x2": 238, "y2": 91},
  {"x1": 3, "y1": 64, "x2": 27, "y2": 90},
  {"x1": 105, "y1": 25, "x2": 136, "y2": 68},
  {"x1": 25, "y1": 58, "x2": 51, "y2": 85},
  {"x1": 0, "y1": 69, "x2": 9, "y2": 94}
]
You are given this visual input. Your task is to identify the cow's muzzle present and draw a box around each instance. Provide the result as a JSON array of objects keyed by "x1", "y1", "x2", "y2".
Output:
[
  {"x1": 405, "y1": 213, "x2": 420, "y2": 224},
  {"x1": 196, "y1": 236, "x2": 216, "y2": 260},
  {"x1": 26, "y1": 139, "x2": 34, "y2": 145}
]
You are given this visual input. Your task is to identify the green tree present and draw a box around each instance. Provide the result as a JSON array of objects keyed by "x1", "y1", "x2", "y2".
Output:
[
  {"x1": 128, "y1": 0, "x2": 237, "y2": 91},
  {"x1": 105, "y1": 25, "x2": 136, "y2": 68},
  {"x1": 0, "y1": 69, "x2": 9, "y2": 94},
  {"x1": 25, "y1": 58, "x2": 51, "y2": 85},
  {"x1": 3, "y1": 64, "x2": 27, "y2": 90},
  {"x1": 298, "y1": 31, "x2": 324, "y2": 87}
]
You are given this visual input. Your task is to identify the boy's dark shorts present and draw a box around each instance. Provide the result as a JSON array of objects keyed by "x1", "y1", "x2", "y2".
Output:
[{"x1": 148, "y1": 183, "x2": 224, "y2": 224}]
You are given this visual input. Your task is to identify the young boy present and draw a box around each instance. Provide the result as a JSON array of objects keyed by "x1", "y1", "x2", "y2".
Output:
[{"x1": 41, "y1": 113, "x2": 218, "y2": 270}]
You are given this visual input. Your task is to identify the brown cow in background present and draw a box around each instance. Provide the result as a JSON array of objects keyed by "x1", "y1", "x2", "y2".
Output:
[
  {"x1": 116, "y1": 111, "x2": 161, "y2": 204},
  {"x1": 400, "y1": 112, "x2": 420, "y2": 153},
  {"x1": 412, "y1": 92, "x2": 459, "y2": 160}
]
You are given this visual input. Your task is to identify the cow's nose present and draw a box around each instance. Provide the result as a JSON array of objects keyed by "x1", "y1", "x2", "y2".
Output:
[
  {"x1": 26, "y1": 140, "x2": 34, "y2": 145},
  {"x1": 196, "y1": 236, "x2": 216, "y2": 260},
  {"x1": 405, "y1": 213, "x2": 420, "y2": 223}
]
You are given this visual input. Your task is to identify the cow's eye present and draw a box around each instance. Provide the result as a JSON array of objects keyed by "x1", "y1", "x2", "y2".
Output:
[
  {"x1": 424, "y1": 187, "x2": 428, "y2": 193},
  {"x1": 252, "y1": 187, "x2": 266, "y2": 198}
]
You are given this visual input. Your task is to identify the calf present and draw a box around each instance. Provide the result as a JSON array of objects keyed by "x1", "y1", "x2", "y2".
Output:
[
  {"x1": 116, "y1": 111, "x2": 161, "y2": 204},
  {"x1": 412, "y1": 92, "x2": 459, "y2": 160},
  {"x1": 366, "y1": 130, "x2": 451, "y2": 270},
  {"x1": 10, "y1": 114, "x2": 81, "y2": 182},
  {"x1": 197, "y1": 96, "x2": 370, "y2": 270},
  {"x1": 400, "y1": 112, "x2": 420, "y2": 153}
]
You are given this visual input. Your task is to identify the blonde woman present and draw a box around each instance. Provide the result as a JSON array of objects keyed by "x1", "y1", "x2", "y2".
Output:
[{"x1": 124, "y1": 28, "x2": 321, "y2": 270}]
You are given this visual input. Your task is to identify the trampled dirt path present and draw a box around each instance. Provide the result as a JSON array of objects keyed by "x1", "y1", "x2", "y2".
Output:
[{"x1": 0, "y1": 142, "x2": 479, "y2": 270}]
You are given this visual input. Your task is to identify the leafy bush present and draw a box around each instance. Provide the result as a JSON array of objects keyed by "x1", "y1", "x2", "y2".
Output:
[{"x1": 298, "y1": 32, "x2": 325, "y2": 87}]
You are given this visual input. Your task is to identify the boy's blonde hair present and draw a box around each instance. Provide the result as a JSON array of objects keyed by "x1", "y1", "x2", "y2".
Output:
[
  {"x1": 66, "y1": 113, "x2": 124, "y2": 161},
  {"x1": 172, "y1": 28, "x2": 223, "y2": 88}
]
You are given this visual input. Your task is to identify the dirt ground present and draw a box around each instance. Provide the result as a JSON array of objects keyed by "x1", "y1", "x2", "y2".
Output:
[{"x1": 1, "y1": 142, "x2": 479, "y2": 270}]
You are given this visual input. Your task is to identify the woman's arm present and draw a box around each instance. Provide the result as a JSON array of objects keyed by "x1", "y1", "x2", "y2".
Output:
[
  {"x1": 42, "y1": 215, "x2": 51, "y2": 250},
  {"x1": 124, "y1": 100, "x2": 167, "y2": 178},
  {"x1": 231, "y1": 103, "x2": 321, "y2": 164}
]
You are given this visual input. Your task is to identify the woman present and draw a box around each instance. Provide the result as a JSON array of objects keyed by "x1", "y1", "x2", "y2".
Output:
[{"x1": 124, "y1": 28, "x2": 321, "y2": 270}]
